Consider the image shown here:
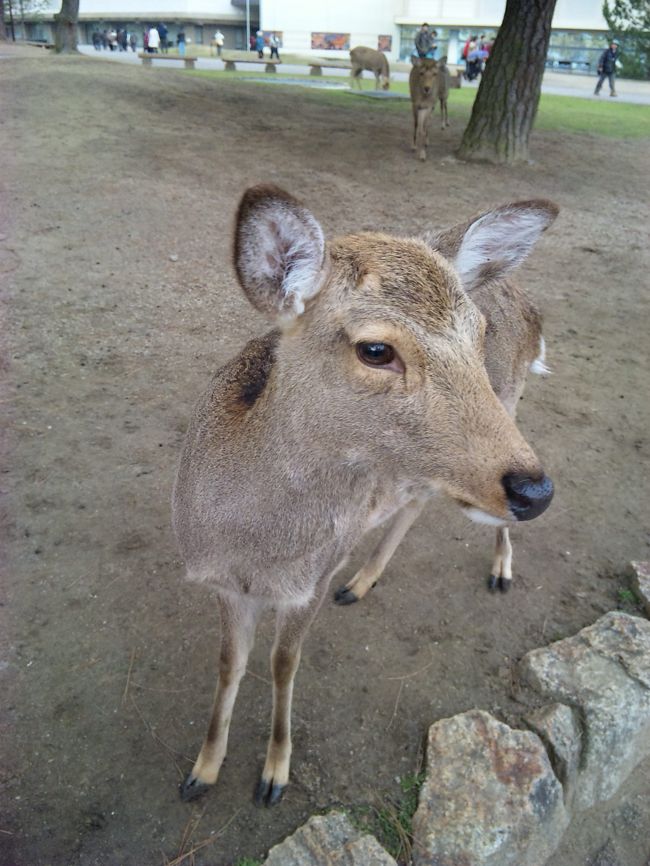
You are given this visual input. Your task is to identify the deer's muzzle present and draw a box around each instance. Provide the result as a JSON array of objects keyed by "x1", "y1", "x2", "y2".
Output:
[{"x1": 502, "y1": 473, "x2": 554, "y2": 521}]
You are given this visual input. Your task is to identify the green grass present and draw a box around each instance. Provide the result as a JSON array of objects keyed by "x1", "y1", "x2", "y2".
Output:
[
  {"x1": 346, "y1": 771, "x2": 425, "y2": 863},
  {"x1": 186, "y1": 67, "x2": 650, "y2": 140}
]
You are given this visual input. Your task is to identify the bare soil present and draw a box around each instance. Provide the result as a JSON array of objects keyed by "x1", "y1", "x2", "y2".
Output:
[{"x1": 1, "y1": 45, "x2": 649, "y2": 866}]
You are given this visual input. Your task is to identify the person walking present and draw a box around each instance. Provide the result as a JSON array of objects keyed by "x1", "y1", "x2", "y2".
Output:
[
  {"x1": 594, "y1": 39, "x2": 621, "y2": 97},
  {"x1": 269, "y1": 32, "x2": 281, "y2": 61},
  {"x1": 214, "y1": 29, "x2": 224, "y2": 58},
  {"x1": 177, "y1": 28, "x2": 186, "y2": 57},
  {"x1": 158, "y1": 22, "x2": 168, "y2": 54},
  {"x1": 255, "y1": 30, "x2": 265, "y2": 59},
  {"x1": 147, "y1": 25, "x2": 160, "y2": 54}
]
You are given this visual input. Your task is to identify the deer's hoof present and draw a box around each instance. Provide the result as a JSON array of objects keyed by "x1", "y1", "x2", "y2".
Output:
[
  {"x1": 254, "y1": 776, "x2": 286, "y2": 807},
  {"x1": 334, "y1": 585, "x2": 358, "y2": 605},
  {"x1": 418, "y1": 152, "x2": 427, "y2": 162},
  {"x1": 179, "y1": 774, "x2": 211, "y2": 802},
  {"x1": 487, "y1": 575, "x2": 511, "y2": 593}
]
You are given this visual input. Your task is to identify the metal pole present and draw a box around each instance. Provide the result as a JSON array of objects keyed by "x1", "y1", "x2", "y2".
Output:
[{"x1": 246, "y1": 0, "x2": 250, "y2": 50}]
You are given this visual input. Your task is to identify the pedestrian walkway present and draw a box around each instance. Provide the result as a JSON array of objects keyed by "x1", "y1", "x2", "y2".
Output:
[{"x1": 77, "y1": 45, "x2": 650, "y2": 105}]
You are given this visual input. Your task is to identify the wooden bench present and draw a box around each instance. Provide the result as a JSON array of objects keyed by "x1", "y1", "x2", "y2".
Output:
[
  {"x1": 223, "y1": 58, "x2": 280, "y2": 73},
  {"x1": 308, "y1": 62, "x2": 351, "y2": 76},
  {"x1": 138, "y1": 52, "x2": 197, "y2": 70}
]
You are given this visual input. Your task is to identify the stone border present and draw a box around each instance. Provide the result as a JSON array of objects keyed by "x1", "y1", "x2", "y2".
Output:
[{"x1": 262, "y1": 605, "x2": 650, "y2": 866}]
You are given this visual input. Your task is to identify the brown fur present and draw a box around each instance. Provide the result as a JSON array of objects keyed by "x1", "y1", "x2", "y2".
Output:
[
  {"x1": 437, "y1": 55, "x2": 450, "y2": 129},
  {"x1": 172, "y1": 186, "x2": 557, "y2": 805},
  {"x1": 350, "y1": 46, "x2": 390, "y2": 90},
  {"x1": 409, "y1": 57, "x2": 439, "y2": 160}
]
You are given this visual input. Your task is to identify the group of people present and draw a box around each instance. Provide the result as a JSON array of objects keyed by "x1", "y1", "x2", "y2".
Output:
[
  {"x1": 91, "y1": 29, "x2": 136, "y2": 52},
  {"x1": 249, "y1": 31, "x2": 282, "y2": 60},
  {"x1": 142, "y1": 23, "x2": 188, "y2": 55},
  {"x1": 462, "y1": 34, "x2": 492, "y2": 81},
  {"x1": 411, "y1": 23, "x2": 491, "y2": 82}
]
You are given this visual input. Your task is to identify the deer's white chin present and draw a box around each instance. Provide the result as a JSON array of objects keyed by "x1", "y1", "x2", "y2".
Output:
[{"x1": 462, "y1": 506, "x2": 508, "y2": 528}]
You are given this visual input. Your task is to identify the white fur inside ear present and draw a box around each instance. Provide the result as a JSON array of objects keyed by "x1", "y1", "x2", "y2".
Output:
[
  {"x1": 237, "y1": 197, "x2": 325, "y2": 318},
  {"x1": 454, "y1": 206, "x2": 553, "y2": 290},
  {"x1": 278, "y1": 211, "x2": 324, "y2": 316}
]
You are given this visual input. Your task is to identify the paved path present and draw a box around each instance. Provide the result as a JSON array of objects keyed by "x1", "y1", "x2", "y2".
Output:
[{"x1": 78, "y1": 45, "x2": 650, "y2": 105}]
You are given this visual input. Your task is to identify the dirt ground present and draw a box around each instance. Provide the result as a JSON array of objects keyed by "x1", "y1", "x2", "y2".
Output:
[{"x1": 2, "y1": 45, "x2": 650, "y2": 866}]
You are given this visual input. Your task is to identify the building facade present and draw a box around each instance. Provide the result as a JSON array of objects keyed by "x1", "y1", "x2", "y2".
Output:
[
  {"x1": 16, "y1": 0, "x2": 613, "y2": 74},
  {"x1": 15, "y1": 0, "x2": 260, "y2": 51},
  {"x1": 261, "y1": 0, "x2": 612, "y2": 72}
]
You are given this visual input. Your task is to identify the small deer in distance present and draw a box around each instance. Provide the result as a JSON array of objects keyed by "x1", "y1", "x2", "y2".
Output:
[
  {"x1": 409, "y1": 55, "x2": 452, "y2": 159},
  {"x1": 173, "y1": 185, "x2": 557, "y2": 805}
]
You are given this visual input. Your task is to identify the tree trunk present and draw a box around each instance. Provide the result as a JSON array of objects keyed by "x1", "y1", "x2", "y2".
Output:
[
  {"x1": 458, "y1": 0, "x2": 558, "y2": 164},
  {"x1": 1, "y1": 1, "x2": 12, "y2": 41},
  {"x1": 54, "y1": 0, "x2": 79, "y2": 53}
]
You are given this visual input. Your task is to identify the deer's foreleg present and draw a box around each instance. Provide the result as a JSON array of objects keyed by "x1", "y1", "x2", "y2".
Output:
[
  {"x1": 416, "y1": 107, "x2": 431, "y2": 160},
  {"x1": 487, "y1": 526, "x2": 513, "y2": 593},
  {"x1": 255, "y1": 579, "x2": 331, "y2": 806},
  {"x1": 180, "y1": 595, "x2": 261, "y2": 801},
  {"x1": 335, "y1": 498, "x2": 425, "y2": 605}
]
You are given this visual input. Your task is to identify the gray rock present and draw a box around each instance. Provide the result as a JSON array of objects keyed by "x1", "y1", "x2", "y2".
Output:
[
  {"x1": 524, "y1": 702, "x2": 582, "y2": 804},
  {"x1": 629, "y1": 560, "x2": 650, "y2": 617},
  {"x1": 412, "y1": 709, "x2": 569, "y2": 866},
  {"x1": 519, "y1": 611, "x2": 650, "y2": 811},
  {"x1": 262, "y1": 812, "x2": 398, "y2": 866}
]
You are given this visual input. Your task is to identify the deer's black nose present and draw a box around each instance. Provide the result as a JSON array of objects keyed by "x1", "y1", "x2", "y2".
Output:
[{"x1": 502, "y1": 473, "x2": 554, "y2": 521}]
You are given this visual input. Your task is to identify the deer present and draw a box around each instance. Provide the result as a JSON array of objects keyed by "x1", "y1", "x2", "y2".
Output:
[
  {"x1": 437, "y1": 55, "x2": 451, "y2": 129},
  {"x1": 409, "y1": 56, "x2": 439, "y2": 160},
  {"x1": 350, "y1": 46, "x2": 390, "y2": 90},
  {"x1": 172, "y1": 184, "x2": 557, "y2": 806}
]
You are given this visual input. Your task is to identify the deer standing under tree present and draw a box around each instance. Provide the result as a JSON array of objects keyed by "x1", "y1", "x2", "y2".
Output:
[{"x1": 173, "y1": 185, "x2": 557, "y2": 805}]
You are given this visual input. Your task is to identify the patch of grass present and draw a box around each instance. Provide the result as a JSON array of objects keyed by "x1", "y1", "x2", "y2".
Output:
[
  {"x1": 186, "y1": 70, "x2": 650, "y2": 140},
  {"x1": 536, "y1": 92, "x2": 650, "y2": 138},
  {"x1": 348, "y1": 771, "x2": 425, "y2": 864},
  {"x1": 233, "y1": 859, "x2": 262, "y2": 866}
]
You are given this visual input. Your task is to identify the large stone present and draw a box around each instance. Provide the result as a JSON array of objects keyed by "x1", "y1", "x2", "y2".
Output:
[
  {"x1": 524, "y1": 702, "x2": 582, "y2": 804},
  {"x1": 412, "y1": 709, "x2": 569, "y2": 866},
  {"x1": 519, "y1": 611, "x2": 650, "y2": 811},
  {"x1": 262, "y1": 812, "x2": 398, "y2": 866},
  {"x1": 629, "y1": 560, "x2": 650, "y2": 618}
]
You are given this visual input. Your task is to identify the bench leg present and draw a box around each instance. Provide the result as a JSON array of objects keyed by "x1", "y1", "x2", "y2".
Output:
[
  {"x1": 310, "y1": 66, "x2": 322, "y2": 76},
  {"x1": 184, "y1": 59, "x2": 196, "y2": 69},
  {"x1": 224, "y1": 60, "x2": 236, "y2": 71},
  {"x1": 265, "y1": 63, "x2": 277, "y2": 73},
  {"x1": 142, "y1": 57, "x2": 152, "y2": 67}
]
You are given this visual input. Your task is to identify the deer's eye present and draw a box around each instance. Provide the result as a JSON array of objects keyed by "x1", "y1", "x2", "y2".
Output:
[{"x1": 356, "y1": 342, "x2": 396, "y2": 367}]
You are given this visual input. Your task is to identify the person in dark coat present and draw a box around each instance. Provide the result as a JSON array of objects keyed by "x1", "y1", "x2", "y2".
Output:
[
  {"x1": 595, "y1": 39, "x2": 621, "y2": 97},
  {"x1": 414, "y1": 23, "x2": 437, "y2": 59}
]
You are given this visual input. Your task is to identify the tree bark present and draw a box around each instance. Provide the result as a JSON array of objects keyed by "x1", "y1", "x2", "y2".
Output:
[
  {"x1": 1, "y1": 1, "x2": 11, "y2": 41},
  {"x1": 54, "y1": 0, "x2": 79, "y2": 53},
  {"x1": 458, "y1": 0, "x2": 558, "y2": 164}
]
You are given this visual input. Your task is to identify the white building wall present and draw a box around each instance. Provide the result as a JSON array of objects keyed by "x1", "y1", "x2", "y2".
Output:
[
  {"x1": 261, "y1": 0, "x2": 400, "y2": 58},
  {"x1": 37, "y1": 0, "x2": 247, "y2": 21},
  {"x1": 398, "y1": 0, "x2": 607, "y2": 29}
]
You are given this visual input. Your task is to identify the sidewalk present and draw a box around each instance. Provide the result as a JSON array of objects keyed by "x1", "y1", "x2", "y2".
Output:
[{"x1": 77, "y1": 45, "x2": 650, "y2": 105}]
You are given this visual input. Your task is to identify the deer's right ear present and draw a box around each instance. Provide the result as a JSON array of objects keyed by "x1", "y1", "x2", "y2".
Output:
[{"x1": 234, "y1": 185, "x2": 326, "y2": 320}]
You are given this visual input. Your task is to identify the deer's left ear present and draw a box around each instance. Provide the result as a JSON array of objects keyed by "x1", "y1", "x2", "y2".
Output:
[
  {"x1": 425, "y1": 200, "x2": 559, "y2": 292},
  {"x1": 234, "y1": 185, "x2": 327, "y2": 320}
]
